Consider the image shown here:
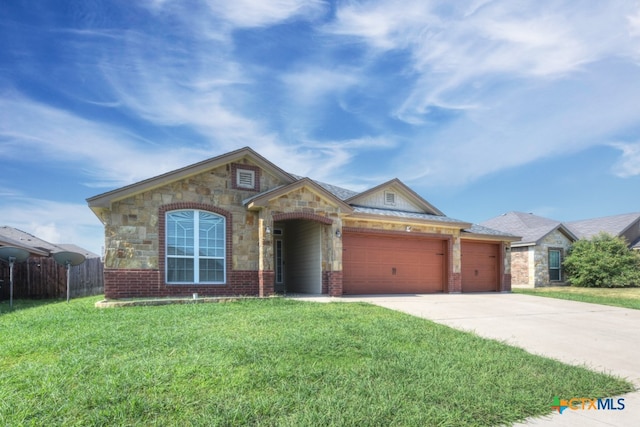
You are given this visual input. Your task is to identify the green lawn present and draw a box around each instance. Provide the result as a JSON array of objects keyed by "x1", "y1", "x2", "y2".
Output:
[
  {"x1": 0, "y1": 297, "x2": 633, "y2": 426},
  {"x1": 513, "y1": 286, "x2": 640, "y2": 310}
]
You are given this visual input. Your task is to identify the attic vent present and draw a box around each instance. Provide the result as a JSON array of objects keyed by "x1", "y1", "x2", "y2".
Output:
[
  {"x1": 237, "y1": 169, "x2": 255, "y2": 189},
  {"x1": 384, "y1": 191, "x2": 396, "y2": 206}
]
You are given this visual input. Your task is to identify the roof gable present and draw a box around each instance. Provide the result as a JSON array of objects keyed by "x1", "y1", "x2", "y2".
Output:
[
  {"x1": 481, "y1": 212, "x2": 577, "y2": 246},
  {"x1": 245, "y1": 178, "x2": 354, "y2": 213},
  {"x1": 565, "y1": 212, "x2": 640, "y2": 239},
  {"x1": 87, "y1": 147, "x2": 295, "y2": 209},
  {"x1": 346, "y1": 179, "x2": 445, "y2": 216}
]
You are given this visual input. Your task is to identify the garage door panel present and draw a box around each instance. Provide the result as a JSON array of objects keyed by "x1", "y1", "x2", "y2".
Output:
[
  {"x1": 461, "y1": 241, "x2": 499, "y2": 292},
  {"x1": 343, "y1": 233, "x2": 446, "y2": 294}
]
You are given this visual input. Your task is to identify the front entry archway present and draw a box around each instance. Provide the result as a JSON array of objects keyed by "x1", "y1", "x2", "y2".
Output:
[{"x1": 273, "y1": 219, "x2": 323, "y2": 294}]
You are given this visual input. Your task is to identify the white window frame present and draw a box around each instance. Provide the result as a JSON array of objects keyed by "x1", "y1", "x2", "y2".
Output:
[
  {"x1": 236, "y1": 169, "x2": 256, "y2": 189},
  {"x1": 165, "y1": 210, "x2": 226, "y2": 284}
]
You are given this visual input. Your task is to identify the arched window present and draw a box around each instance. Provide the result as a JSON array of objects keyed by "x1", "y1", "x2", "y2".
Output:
[{"x1": 166, "y1": 210, "x2": 226, "y2": 284}]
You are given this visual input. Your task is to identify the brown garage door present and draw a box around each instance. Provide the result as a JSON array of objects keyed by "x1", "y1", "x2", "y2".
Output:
[
  {"x1": 343, "y1": 233, "x2": 446, "y2": 294},
  {"x1": 461, "y1": 241, "x2": 499, "y2": 292}
]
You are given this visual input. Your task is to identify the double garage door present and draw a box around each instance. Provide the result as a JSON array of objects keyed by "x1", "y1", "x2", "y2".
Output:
[
  {"x1": 342, "y1": 233, "x2": 500, "y2": 294},
  {"x1": 343, "y1": 233, "x2": 446, "y2": 294}
]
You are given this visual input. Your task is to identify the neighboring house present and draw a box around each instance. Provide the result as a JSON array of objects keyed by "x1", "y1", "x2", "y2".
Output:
[
  {"x1": 481, "y1": 212, "x2": 578, "y2": 287},
  {"x1": 87, "y1": 147, "x2": 519, "y2": 299},
  {"x1": 0, "y1": 226, "x2": 102, "y2": 299},
  {"x1": 565, "y1": 212, "x2": 640, "y2": 250},
  {"x1": 0, "y1": 226, "x2": 101, "y2": 259}
]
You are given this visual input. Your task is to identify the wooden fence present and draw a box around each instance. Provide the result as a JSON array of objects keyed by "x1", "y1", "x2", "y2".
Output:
[{"x1": 0, "y1": 257, "x2": 104, "y2": 300}]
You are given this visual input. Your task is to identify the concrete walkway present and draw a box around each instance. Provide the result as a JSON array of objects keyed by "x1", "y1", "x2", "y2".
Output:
[{"x1": 291, "y1": 293, "x2": 640, "y2": 426}]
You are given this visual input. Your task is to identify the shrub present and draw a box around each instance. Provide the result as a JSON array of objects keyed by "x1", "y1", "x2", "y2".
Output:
[{"x1": 563, "y1": 233, "x2": 640, "y2": 287}]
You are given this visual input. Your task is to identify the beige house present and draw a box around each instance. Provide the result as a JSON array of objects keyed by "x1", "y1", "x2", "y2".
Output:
[{"x1": 87, "y1": 147, "x2": 518, "y2": 299}]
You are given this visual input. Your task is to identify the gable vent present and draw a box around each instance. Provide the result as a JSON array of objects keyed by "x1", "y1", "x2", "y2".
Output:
[
  {"x1": 385, "y1": 191, "x2": 396, "y2": 205},
  {"x1": 237, "y1": 170, "x2": 255, "y2": 188}
]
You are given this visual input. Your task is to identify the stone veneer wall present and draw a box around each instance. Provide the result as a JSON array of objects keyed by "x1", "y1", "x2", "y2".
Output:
[
  {"x1": 263, "y1": 187, "x2": 346, "y2": 294},
  {"x1": 100, "y1": 160, "x2": 283, "y2": 298},
  {"x1": 511, "y1": 246, "x2": 531, "y2": 286},
  {"x1": 533, "y1": 231, "x2": 572, "y2": 287}
]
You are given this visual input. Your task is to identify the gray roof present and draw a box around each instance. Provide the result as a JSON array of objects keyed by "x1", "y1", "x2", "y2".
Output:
[
  {"x1": 352, "y1": 206, "x2": 471, "y2": 226},
  {"x1": 0, "y1": 226, "x2": 96, "y2": 258},
  {"x1": 282, "y1": 178, "x2": 520, "y2": 237},
  {"x1": 480, "y1": 212, "x2": 576, "y2": 246},
  {"x1": 462, "y1": 224, "x2": 520, "y2": 239},
  {"x1": 290, "y1": 175, "x2": 359, "y2": 201},
  {"x1": 565, "y1": 212, "x2": 640, "y2": 240},
  {"x1": 0, "y1": 226, "x2": 62, "y2": 254},
  {"x1": 56, "y1": 244, "x2": 101, "y2": 259}
]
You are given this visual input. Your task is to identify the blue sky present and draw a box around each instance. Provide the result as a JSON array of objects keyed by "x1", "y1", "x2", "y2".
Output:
[{"x1": 2, "y1": 0, "x2": 640, "y2": 255}]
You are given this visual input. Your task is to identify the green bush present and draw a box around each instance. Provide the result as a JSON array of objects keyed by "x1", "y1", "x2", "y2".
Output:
[{"x1": 563, "y1": 233, "x2": 640, "y2": 288}]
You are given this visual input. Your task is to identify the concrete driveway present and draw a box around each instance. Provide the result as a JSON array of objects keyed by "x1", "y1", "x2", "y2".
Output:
[{"x1": 295, "y1": 293, "x2": 640, "y2": 426}]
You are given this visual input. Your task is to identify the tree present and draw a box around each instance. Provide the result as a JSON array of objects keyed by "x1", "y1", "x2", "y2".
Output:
[{"x1": 563, "y1": 233, "x2": 640, "y2": 287}]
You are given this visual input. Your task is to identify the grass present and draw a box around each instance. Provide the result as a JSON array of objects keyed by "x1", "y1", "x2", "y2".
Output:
[
  {"x1": 513, "y1": 286, "x2": 640, "y2": 310},
  {"x1": 0, "y1": 297, "x2": 633, "y2": 426}
]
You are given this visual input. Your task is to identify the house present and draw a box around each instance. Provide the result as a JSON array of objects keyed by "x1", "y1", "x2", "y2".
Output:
[
  {"x1": 0, "y1": 226, "x2": 101, "y2": 259},
  {"x1": 0, "y1": 226, "x2": 102, "y2": 299},
  {"x1": 565, "y1": 212, "x2": 640, "y2": 250},
  {"x1": 482, "y1": 211, "x2": 640, "y2": 288},
  {"x1": 481, "y1": 212, "x2": 578, "y2": 287},
  {"x1": 87, "y1": 147, "x2": 519, "y2": 299}
]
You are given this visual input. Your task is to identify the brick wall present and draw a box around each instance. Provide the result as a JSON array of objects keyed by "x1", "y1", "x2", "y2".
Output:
[
  {"x1": 104, "y1": 269, "x2": 259, "y2": 299},
  {"x1": 449, "y1": 272, "x2": 462, "y2": 293},
  {"x1": 323, "y1": 271, "x2": 343, "y2": 296},
  {"x1": 501, "y1": 273, "x2": 512, "y2": 292}
]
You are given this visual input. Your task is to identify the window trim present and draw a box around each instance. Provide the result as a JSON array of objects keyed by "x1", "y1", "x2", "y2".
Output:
[
  {"x1": 548, "y1": 248, "x2": 562, "y2": 282},
  {"x1": 231, "y1": 163, "x2": 261, "y2": 192},
  {"x1": 160, "y1": 205, "x2": 231, "y2": 286},
  {"x1": 236, "y1": 169, "x2": 256, "y2": 189},
  {"x1": 165, "y1": 209, "x2": 226, "y2": 285}
]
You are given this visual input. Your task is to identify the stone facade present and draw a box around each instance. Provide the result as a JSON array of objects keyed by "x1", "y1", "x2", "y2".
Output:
[
  {"x1": 533, "y1": 231, "x2": 571, "y2": 287},
  {"x1": 98, "y1": 159, "x2": 285, "y2": 298},
  {"x1": 511, "y1": 230, "x2": 572, "y2": 288},
  {"x1": 89, "y1": 148, "x2": 516, "y2": 299},
  {"x1": 511, "y1": 246, "x2": 532, "y2": 286}
]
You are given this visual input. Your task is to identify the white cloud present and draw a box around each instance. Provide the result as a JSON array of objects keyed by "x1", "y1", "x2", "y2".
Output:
[
  {"x1": 0, "y1": 94, "x2": 206, "y2": 187},
  {"x1": 281, "y1": 66, "x2": 361, "y2": 106},
  {"x1": 203, "y1": 0, "x2": 326, "y2": 28},
  {"x1": 327, "y1": 0, "x2": 640, "y2": 125},
  {"x1": 0, "y1": 197, "x2": 104, "y2": 255},
  {"x1": 610, "y1": 142, "x2": 640, "y2": 177},
  {"x1": 396, "y1": 58, "x2": 640, "y2": 187}
]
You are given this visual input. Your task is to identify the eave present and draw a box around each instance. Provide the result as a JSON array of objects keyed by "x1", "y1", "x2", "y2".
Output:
[
  {"x1": 346, "y1": 178, "x2": 445, "y2": 216},
  {"x1": 245, "y1": 177, "x2": 354, "y2": 214},
  {"x1": 87, "y1": 147, "x2": 296, "y2": 211}
]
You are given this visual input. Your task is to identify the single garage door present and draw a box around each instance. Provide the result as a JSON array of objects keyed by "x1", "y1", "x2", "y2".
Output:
[
  {"x1": 343, "y1": 232, "x2": 446, "y2": 294},
  {"x1": 461, "y1": 241, "x2": 499, "y2": 292}
]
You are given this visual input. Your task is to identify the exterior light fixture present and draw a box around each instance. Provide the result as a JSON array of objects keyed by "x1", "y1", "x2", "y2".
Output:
[
  {"x1": 335, "y1": 230, "x2": 342, "y2": 238},
  {"x1": 265, "y1": 226, "x2": 271, "y2": 234}
]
